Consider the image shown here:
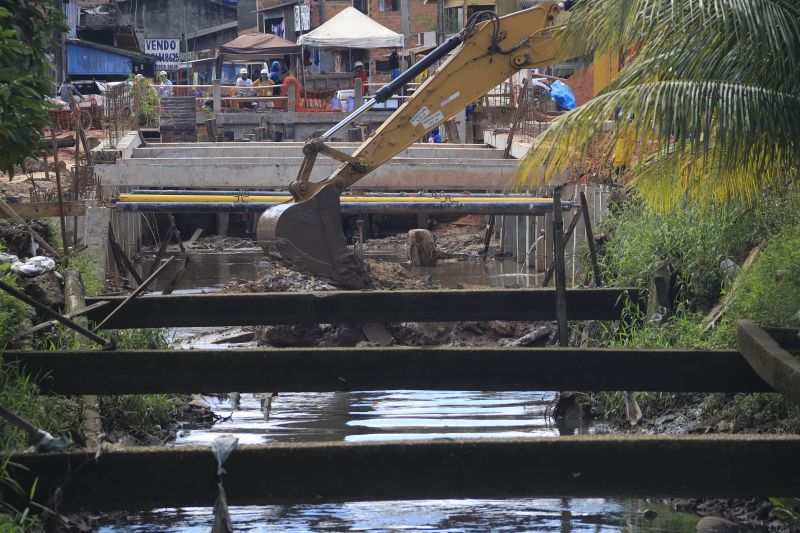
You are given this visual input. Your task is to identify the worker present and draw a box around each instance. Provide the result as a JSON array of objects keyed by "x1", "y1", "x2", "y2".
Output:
[
  {"x1": 236, "y1": 67, "x2": 253, "y2": 97},
  {"x1": 352, "y1": 61, "x2": 368, "y2": 96},
  {"x1": 156, "y1": 71, "x2": 173, "y2": 97},
  {"x1": 428, "y1": 127, "x2": 443, "y2": 143},
  {"x1": 268, "y1": 61, "x2": 282, "y2": 96},
  {"x1": 58, "y1": 77, "x2": 83, "y2": 105},
  {"x1": 253, "y1": 70, "x2": 275, "y2": 109},
  {"x1": 388, "y1": 49, "x2": 401, "y2": 80}
]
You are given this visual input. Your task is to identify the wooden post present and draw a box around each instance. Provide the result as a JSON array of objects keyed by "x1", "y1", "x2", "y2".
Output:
[
  {"x1": 552, "y1": 193, "x2": 568, "y2": 346},
  {"x1": 579, "y1": 191, "x2": 602, "y2": 287},
  {"x1": 51, "y1": 129, "x2": 69, "y2": 261},
  {"x1": 213, "y1": 80, "x2": 222, "y2": 113},
  {"x1": 64, "y1": 269, "x2": 103, "y2": 448}
]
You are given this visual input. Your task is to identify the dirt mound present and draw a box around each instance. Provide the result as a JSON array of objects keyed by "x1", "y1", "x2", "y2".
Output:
[
  {"x1": 365, "y1": 258, "x2": 439, "y2": 290},
  {"x1": 0, "y1": 219, "x2": 53, "y2": 258},
  {"x1": 228, "y1": 259, "x2": 337, "y2": 293}
]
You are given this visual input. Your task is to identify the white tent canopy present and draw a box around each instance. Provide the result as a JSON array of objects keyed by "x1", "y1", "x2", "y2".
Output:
[{"x1": 297, "y1": 7, "x2": 404, "y2": 49}]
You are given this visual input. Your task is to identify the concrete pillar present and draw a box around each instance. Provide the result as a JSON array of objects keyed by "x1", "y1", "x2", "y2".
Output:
[
  {"x1": 408, "y1": 229, "x2": 436, "y2": 266},
  {"x1": 286, "y1": 85, "x2": 296, "y2": 111},
  {"x1": 354, "y1": 79, "x2": 363, "y2": 108},
  {"x1": 213, "y1": 80, "x2": 221, "y2": 113},
  {"x1": 83, "y1": 206, "x2": 111, "y2": 284},
  {"x1": 543, "y1": 212, "x2": 554, "y2": 272},
  {"x1": 515, "y1": 215, "x2": 525, "y2": 264},
  {"x1": 217, "y1": 213, "x2": 230, "y2": 236},
  {"x1": 501, "y1": 215, "x2": 515, "y2": 256}
]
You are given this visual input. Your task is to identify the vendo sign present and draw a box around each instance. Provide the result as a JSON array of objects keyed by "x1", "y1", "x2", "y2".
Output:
[{"x1": 144, "y1": 38, "x2": 180, "y2": 71}]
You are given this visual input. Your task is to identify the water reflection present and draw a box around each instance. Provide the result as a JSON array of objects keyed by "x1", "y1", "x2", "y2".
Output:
[
  {"x1": 98, "y1": 499, "x2": 699, "y2": 532},
  {"x1": 101, "y1": 248, "x2": 700, "y2": 532}
]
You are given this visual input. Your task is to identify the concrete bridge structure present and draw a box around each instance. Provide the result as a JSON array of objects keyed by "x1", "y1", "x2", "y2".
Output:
[{"x1": 94, "y1": 134, "x2": 521, "y2": 194}]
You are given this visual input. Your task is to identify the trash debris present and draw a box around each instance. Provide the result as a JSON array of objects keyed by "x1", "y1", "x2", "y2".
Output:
[
  {"x1": 624, "y1": 391, "x2": 643, "y2": 426},
  {"x1": 210, "y1": 434, "x2": 238, "y2": 533},
  {"x1": 11, "y1": 255, "x2": 56, "y2": 277},
  {"x1": 0, "y1": 252, "x2": 19, "y2": 265},
  {"x1": 0, "y1": 405, "x2": 70, "y2": 452},
  {"x1": 211, "y1": 434, "x2": 239, "y2": 476}
]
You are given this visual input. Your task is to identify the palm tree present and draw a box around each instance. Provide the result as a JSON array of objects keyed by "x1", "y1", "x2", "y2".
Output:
[{"x1": 515, "y1": 0, "x2": 800, "y2": 211}]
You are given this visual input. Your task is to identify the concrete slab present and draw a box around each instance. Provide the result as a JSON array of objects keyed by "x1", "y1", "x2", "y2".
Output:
[
  {"x1": 131, "y1": 145, "x2": 506, "y2": 160},
  {"x1": 95, "y1": 157, "x2": 519, "y2": 190}
]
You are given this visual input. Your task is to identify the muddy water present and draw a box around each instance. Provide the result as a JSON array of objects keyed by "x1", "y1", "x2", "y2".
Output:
[{"x1": 108, "y1": 246, "x2": 703, "y2": 532}]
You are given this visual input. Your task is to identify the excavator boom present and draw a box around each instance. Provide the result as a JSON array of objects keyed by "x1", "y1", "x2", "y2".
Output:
[{"x1": 257, "y1": 3, "x2": 564, "y2": 288}]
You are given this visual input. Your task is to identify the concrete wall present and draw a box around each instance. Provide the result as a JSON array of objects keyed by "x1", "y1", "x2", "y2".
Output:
[
  {"x1": 238, "y1": 0, "x2": 259, "y2": 33},
  {"x1": 122, "y1": 0, "x2": 237, "y2": 53}
]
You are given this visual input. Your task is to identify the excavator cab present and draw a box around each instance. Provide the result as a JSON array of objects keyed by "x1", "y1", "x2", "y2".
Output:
[{"x1": 257, "y1": 3, "x2": 565, "y2": 288}]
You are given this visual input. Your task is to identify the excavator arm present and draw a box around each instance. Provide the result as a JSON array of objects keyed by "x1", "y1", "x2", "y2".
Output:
[{"x1": 257, "y1": 2, "x2": 567, "y2": 288}]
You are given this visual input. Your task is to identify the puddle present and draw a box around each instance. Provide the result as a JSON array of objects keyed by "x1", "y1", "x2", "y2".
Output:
[{"x1": 104, "y1": 244, "x2": 704, "y2": 532}]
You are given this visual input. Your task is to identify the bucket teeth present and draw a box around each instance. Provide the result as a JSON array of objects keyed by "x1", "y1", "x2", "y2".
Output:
[{"x1": 256, "y1": 185, "x2": 373, "y2": 289}]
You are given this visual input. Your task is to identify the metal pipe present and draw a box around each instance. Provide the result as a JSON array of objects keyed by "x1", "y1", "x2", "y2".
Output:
[
  {"x1": 131, "y1": 190, "x2": 527, "y2": 198},
  {"x1": 119, "y1": 194, "x2": 565, "y2": 204},
  {"x1": 115, "y1": 201, "x2": 571, "y2": 216}
]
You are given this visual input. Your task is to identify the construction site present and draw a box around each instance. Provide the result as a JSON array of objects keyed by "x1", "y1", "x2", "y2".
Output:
[{"x1": 1, "y1": 0, "x2": 799, "y2": 532}]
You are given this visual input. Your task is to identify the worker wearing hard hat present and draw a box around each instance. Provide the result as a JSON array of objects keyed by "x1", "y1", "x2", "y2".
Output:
[
  {"x1": 235, "y1": 67, "x2": 254, "y2": 97},
  {"x1": 253, "y1": 69, "x2": 274, "y2": 109},
  {"x1": 352, "y1": 61, "x2": 368, "y2": 96},
  {"x1": 156, "y1": 70, "x2": 173, "y2": 97}
]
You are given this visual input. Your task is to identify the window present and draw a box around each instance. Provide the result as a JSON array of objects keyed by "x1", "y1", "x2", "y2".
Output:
[
  {"x1": 391, "y1": 0, "x2": 400, "y2": 11},
  {"x1": 353, "y1": 0, "x2": 368, "y2": 15}
]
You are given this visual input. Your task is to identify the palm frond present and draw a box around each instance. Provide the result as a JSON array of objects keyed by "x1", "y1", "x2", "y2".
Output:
[{"x1": 515, "y1": 80, "x2": 800, "y2": 208}]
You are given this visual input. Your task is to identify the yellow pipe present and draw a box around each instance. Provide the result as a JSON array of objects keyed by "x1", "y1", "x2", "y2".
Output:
[{"x1": 118, "y1": 194, "x2": 556, "y2": 204}]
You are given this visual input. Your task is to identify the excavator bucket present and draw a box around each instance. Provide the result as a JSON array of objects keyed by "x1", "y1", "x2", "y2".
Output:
[{"x1": 256, "y1": 185, "x2": 373, "y2": 289}]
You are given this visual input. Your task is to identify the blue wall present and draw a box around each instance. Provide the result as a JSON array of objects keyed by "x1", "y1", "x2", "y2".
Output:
[{"x1": 67, "y1": 43, "x2": 133, "y2": 77}]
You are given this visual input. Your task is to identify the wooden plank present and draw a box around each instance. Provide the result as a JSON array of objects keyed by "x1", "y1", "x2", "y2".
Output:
[
  {"x1": 0, "y1": 202, "x2": 86, "y2": 219},
  {"x1": 737, "y1": 319, "x2": 800, "y2": 404},
  {"x1": 8, "y1": 435, "x2": 800, "y2": 511},
  {"x1": 83, "y1": 288, "x2": 642, "y2": 329},
  {"x1": 3, "y1": 347, "x2": 771, "y2": 395}
]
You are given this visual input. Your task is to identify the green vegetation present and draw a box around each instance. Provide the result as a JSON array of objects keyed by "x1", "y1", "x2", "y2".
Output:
[
  {"x1": 0, "y1": 0, "x2": 66, "y2": 176},
  {"x1": 517, "y1": 0, "x2": 800, "y2": 210},
  {"x1": 588, "y1": 189, "x2": 800, "y2": 429},
  {"x1": 0, "y1": 222, "x2": 183, "y2": 527}
]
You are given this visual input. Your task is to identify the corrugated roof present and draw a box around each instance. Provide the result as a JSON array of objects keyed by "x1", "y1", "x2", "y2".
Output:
[{"x1": 66, "y1": 38, "x2": 158, "y2": 60}]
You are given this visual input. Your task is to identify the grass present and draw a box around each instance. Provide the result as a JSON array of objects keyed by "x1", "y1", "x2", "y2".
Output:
[{"x1": 588, "y1": 188, "x2": 800, "y2": 430}]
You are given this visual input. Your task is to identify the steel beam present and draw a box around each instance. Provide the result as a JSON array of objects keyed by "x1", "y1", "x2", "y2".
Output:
[
  {"x1": 83, "y1": 288, "x2": 642, "y2": 328},
  {"x1": 9, "y1": 435, "x2": 800, "y2": 511},
  {"x1": 114, "y1": 201, "x2": 564, "y2": 216},
  {"x1": 3, "y1": 347, "x2": 771, "y2": 395}
]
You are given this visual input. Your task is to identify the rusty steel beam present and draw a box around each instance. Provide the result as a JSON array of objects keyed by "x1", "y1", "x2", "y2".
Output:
[
  {"x1": 4, "y1": 347, "x2": 771, "y2": 395},
  {"x1": 83, "y1": 288, "x2": 642, "y2": 329},
  {"x1": 8, "y1": 435, "x2": 800, "y2": 511}
]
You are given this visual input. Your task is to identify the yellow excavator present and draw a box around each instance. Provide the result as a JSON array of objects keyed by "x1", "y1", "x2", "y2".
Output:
[{"x1": 257, "y1": 1, "x2": 575, "y2": 288}]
